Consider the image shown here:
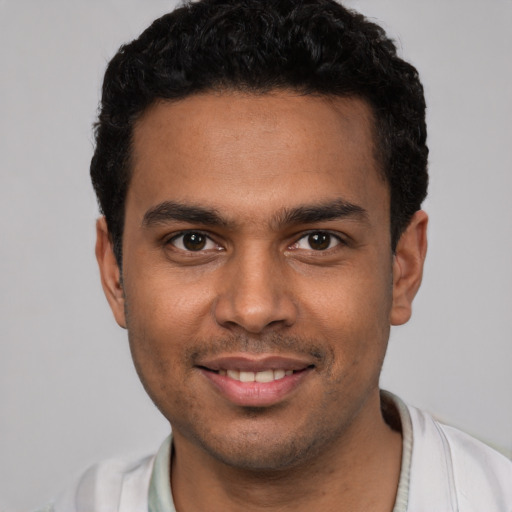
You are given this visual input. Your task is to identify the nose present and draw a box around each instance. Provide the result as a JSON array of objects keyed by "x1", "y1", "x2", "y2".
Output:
[{"x1": 213, "y1": 246, "x2": 298, "y2": 334}]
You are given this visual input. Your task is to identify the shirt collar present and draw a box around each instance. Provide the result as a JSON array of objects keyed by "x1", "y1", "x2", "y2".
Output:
[{"x1": 148, "y1": 435, "x2": 175, "y2": 512}]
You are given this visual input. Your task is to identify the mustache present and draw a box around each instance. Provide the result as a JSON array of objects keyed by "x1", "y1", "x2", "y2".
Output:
[{"x1": 185, "y1": 333, "x2": 329, "y2": 364}]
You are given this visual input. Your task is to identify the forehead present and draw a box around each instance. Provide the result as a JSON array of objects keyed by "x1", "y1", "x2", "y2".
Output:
[{"x1": 128, "y1": 92, "x2": 387, "y2": 224}]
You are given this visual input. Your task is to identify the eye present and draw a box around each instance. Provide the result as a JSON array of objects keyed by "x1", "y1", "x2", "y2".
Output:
[
  {"x1": 292, "y1": 232, "x2": 342, "y2": 251},
  {"x1": 169, "y1": 231, "x2": 218, "y2": 252}
]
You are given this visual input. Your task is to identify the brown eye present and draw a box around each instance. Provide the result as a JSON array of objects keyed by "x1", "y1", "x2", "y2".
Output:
[
  {"x1": 182, "y1": 232, "x2": 207, "y2": 251},
  {"x1": 170, "y1": 232, "x2": 217, "y2": 252},
  {"x1": 291, "y1": 231, "x2": 341, "y2": 251},
  {"x1": 308, "y1": 232, "x2": 332, "y2": 250}
]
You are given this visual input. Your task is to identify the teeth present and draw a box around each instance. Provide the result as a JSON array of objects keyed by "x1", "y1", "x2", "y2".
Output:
[
  {"x1": 255, "y1": 370, "x2": 274, "y2": 383},
  {"x1": 274, "y1": 369, "x2": 285, "y2": 380},
  {"x1": 220, "y1": 369, "x2": 294, "y2": 382},
  {"x1": 239, "y1": 371, "x2": 255, "y2": 382}
]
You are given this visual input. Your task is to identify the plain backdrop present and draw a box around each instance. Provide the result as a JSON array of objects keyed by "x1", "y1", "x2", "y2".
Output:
[{"x1": 1, "y1": 1, "x2": 511, "y2": 510}]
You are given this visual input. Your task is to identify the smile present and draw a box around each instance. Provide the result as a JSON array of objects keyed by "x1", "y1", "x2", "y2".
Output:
[
  {"x1": 216, "y1": 369, "x2": 294, "y2": 382},
  {"x1": 197, "y1": 355, "x2": 315, "y2": 407}
]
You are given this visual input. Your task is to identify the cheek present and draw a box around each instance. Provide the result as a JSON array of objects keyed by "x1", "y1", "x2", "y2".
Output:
[
  {"x1": 124, "y1": 294, "x2": 205, "y2": 423},
  {"x1": 126, "y1": 263, "x2": 214, "y2": 334},
  {"x1": 300, "y1": 262, "x2": 393, "y2": 376},
  {"x1": 122, "y1": 272, "x2": 211, "y2": 389},
  {"x1": 302, "y1": 260, "x2": 393, "y2": 330}
]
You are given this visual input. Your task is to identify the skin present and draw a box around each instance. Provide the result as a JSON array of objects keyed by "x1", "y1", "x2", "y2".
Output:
[{"x1": 96, "y1": 91, "x2": 428, "y2": 512}]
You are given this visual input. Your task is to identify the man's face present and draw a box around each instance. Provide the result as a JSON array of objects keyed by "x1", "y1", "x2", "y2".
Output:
[{"x1": 100, "y1": 92, "x2": 412, "y2": 470}]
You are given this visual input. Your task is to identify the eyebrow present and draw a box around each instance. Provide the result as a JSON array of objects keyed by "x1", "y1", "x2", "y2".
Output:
[
  {"x1": 142, "y1": 201, "x2": 229, "y2": 228},
  {"x1": 273, "y1": 199, "x2": 369, "y2": 228},
  {"x1": 141, "y1": 198, "x2": 368, "y2": 229}
]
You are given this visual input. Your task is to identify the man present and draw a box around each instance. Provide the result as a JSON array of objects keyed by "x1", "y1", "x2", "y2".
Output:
[{"x1": 44, "y1": 0, "x2": 512, "y2": 510}]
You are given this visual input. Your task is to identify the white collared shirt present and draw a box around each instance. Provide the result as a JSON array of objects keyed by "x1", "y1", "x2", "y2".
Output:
[{"x1": 41, "y1": 392, "x2": 512, "y2": 512}]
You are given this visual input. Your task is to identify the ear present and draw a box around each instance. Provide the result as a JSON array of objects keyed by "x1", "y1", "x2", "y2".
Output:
[
  {"x1": 390, "y1": 210, "x2": 428, "y2": 326},
  {"x1": 95, "y1": 217, "x2": 127, "y2": 328}
]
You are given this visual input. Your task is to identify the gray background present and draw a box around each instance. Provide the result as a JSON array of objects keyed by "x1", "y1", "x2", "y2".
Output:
[{"x1": 1, "y1": 1, "x2": 511, "y2": 510}]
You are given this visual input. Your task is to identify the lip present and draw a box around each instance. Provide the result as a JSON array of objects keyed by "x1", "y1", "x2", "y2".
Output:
[
  {"x1": 197, "y1": 353, "x2": 315, "y2": 407},
  {"x1": 196, "y1": 353, "x2": 314, "y2": 372}
]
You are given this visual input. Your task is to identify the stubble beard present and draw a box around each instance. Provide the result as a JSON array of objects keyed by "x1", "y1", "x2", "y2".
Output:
[{"x1": 124, "y1": 297, "x2": 385, "y2": 473}]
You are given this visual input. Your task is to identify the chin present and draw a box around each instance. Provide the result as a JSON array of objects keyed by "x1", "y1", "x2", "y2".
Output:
[
  {"x1": 189, "y1": 419, "x2": 337, "y2": 472},
  {"x1": 204, "y1": 442, "x2": 312, "y2": 472}
]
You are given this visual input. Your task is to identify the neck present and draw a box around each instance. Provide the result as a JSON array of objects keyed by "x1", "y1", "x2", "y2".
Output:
[{"x1": 170, "y1": 391, "x2": 402, "y2": 512}]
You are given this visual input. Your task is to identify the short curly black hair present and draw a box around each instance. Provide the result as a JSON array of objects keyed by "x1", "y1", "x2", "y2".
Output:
[{"x1": 91, "y1": 0, "x2": 428, "y2": 265}]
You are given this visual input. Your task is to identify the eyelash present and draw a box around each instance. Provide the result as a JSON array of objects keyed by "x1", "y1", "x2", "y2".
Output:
[
  {"x1": 165, "y1": 230, "x2": 346, "y2": 253},
  {"x1": 290, "y1": 231, "x2": 345, "y2": 251},
  {"x1": 166, "y1": 231, "x2": 221, "y2": 252}
]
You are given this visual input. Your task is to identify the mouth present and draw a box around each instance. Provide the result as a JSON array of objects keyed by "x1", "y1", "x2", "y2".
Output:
[
  {"x1": 196, "y1": 355, "x2": 315, "y2": 407},
  {"x1": 216, "y1": 368, "x2": 293, "y2": 381},
  {"x1": 201, "y1": 367, "x2": 308, "y2": 382}
]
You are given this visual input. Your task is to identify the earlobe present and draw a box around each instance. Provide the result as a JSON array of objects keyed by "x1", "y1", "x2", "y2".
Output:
[
  {"x1": 95, "y1": 217, "x2": 127, "y2": 328},
  {"x1": 390, "y1": 210, "x2": 428, "y2": 326}
]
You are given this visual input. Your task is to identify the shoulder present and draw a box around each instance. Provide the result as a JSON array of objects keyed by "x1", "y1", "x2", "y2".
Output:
[
  {"x1": 46, "y1": 453, "x2": 155, "y2": 512},
  {"x1": 407, "y1": 403, "x2": 512, "y2": 511},
  {"x1": 440, "y1": 423, "x2": 512, "y2": 508}
]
